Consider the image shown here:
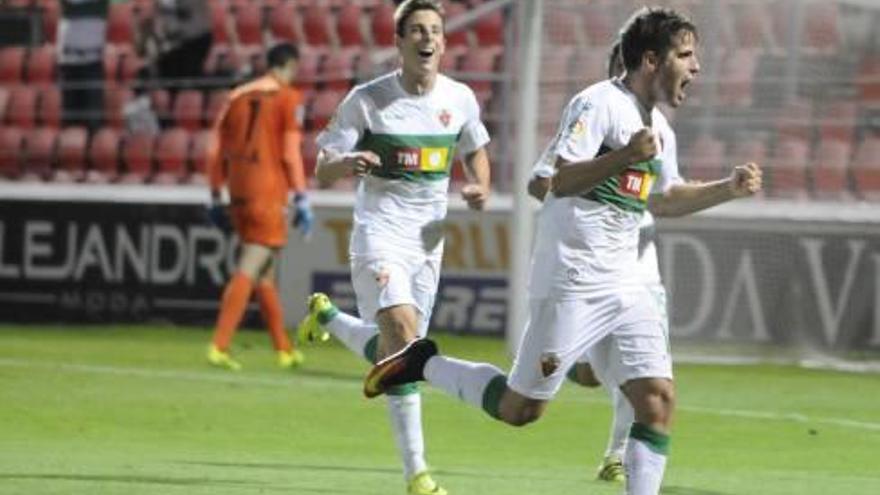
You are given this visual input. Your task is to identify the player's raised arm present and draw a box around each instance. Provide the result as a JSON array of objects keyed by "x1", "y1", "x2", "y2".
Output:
[{"x1": 649, "y1": 162, "x2": 763, "y2": 217}]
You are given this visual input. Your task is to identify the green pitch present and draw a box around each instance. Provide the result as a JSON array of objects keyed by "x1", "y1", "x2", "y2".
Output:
[{"x1": 1, "y1": 325, "x2": 878, "y2": 495}]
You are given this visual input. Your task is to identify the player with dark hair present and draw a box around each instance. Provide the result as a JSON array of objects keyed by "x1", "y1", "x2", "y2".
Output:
[
  {"x1": 205, "y1": 42, "x2": 313, "y2": 371},
  {"x1": 364, "y1": 8, "x2": 761, "y2": 495}
]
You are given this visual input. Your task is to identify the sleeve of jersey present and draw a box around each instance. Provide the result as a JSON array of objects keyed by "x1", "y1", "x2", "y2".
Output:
[
  {"x1": 555, "y1": 97, "x2": 608, "y2": 165},
  {"x1": 282, "y1": 92, "x2": 307, "y2": 193},
  {"x1": 315, "y1": 90, "x2": 363, "y2": 153},
  {"x1": 206, "y1": 102, "x2": 230, "y2": 193},
  {"x1": 456, "y1": 90, "x2": 490, "y2": 156},
  {"x1": 652, "y1": 127, "x2": 684, "y2": 193},
  {"x1": 530, "y1": 143, "x2": 556, "y2": 179}
]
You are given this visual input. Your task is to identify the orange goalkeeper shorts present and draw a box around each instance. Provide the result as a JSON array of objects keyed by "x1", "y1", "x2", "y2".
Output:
[{"x1": 230, "y1": 200, "x2": 288, "y2": 248}]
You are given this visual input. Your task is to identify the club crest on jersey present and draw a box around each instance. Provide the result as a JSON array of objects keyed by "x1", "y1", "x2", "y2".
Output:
[{"x1": 438, "y1": 109, "x2": 451, "y2": 127}]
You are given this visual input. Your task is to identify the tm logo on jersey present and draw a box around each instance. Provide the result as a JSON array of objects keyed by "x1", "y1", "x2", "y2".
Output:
[
  {"x1": 619, "y1": 169, "x2": 656, "y2": 200},
  {"x1": 396, "y1": 147, "x2": 449, "y2": 172}
]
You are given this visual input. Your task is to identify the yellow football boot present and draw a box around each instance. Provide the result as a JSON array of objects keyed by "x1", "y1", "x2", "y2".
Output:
[
  {"x1": 407, "y1": 471, "x2": 447, "y2": 495},
  {"x1": 207, "y1": 345, "x2": 242, "y2": 371}
]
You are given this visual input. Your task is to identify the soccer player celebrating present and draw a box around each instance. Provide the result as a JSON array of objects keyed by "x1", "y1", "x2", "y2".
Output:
[
  {"x1": 364, "y1": 8, "x2": 761, "y2": 495},
  {"x1": 302, "y1": 1, "x2": 491, "y2": 493},
  {"x1": 205, "y1": 43, "x2": 313, "y2": 371}
]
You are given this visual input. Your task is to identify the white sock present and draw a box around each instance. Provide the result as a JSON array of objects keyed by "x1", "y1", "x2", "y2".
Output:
[
  {"x1": 606, "y1": 387, "x2": 634, "y2": 460},
  {"x1": 424, "y1": 355, "x2": 505, "y2": 413},
  {"x1": 387, "y1": 393, "x2": 428, "y2": 481},
  {"x1": 325, "y1": 311, "x2": 377, "y2": 361},
  {"x1": 625, "y1": 425, "x2": 669, "y2": 495}
]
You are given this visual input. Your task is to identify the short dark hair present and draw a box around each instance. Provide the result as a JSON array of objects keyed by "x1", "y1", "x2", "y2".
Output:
[
  {"x1": 607, "y1": 40, "x2": 623, "y2": 78},
  {"x1": 266, "y1": 42, "x2": 299, "y2": 69},
  {"x1": 619, "y1": 7, "x2": 697, "y2": 72},
  {"x1": 394, "y1": 0, "x2": 445, "y2": 37}
]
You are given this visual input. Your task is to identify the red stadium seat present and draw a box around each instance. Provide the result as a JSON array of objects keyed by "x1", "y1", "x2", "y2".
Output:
[
  {"x1": 768, "y1": 137, "x2": 810, "y2": 198},
  {"x1": 545, "y1": 8, "x2": 583, "y2": 46},
  {"x1": 203, "y1": 43, "x2": 236, "y2": 77},
  {"x1": 474, "y1": 9, "x2": 504, "y2": 46},
  {"x1": 204, "y1": 89, "x2": 229, "y2": 127},
  {"x1": 86, "y1": 127, "x2": 121, "y2": 182},
  {"x1": 153, "y1": 127, "x2": 191, "y2": 184},
  {"x1": 107, "y1": 1, "x2": 136, "y2": 44},
  {"x1": 801, "y1": 2, "x2": 840, "y2": 53},
  {"x1": 6, "y1": 86, "x2": 38, "y2": 128},
  {"x1": 337, "y1": 4, "x2": 364, "y2": 47},
  {"x1": 811, "y1": 139, "x2": 852, "y2": 199},
  {"x1": 54, "y1": 126, "x2": 88, "y2": 182},
  {"x1": 306, "y1": 90, "x2": 345, "y2": 131},
  {"x1": 210, "y1": 0, "x2": 231, "y2": 44},
  {"x1": 120, "y1": 132, "x2": 156, "y2": 183},
  {"x1": 0, "y1": 47, "x2": 25, "y2": 83},
  {"x1": 851, "y1": 137, "x2": 880, "y2": 200},
  {"x1": 104, "y1": 87, "x2": 132, "y2": 129},
  {"x1": 0, "y1": 127, "x2": 24, "y2": 179},
  {"x1": 25, "y1": 44, "x2": 55, "y2": 84},
  {"x1": 268, "y1": 1, "x2": 301, "y2": 43},
  {"x1": 733, "y1": 2, "x2": 773, "y2": 49},
  {"x1": 370, "y1": 2, "x2": 396, "y2": 46},
  {"x1": 38, "y1": 86, "x2": 61, "y2": 128},
  {"x1": 444, "y1": 2, "x2": 469, "y2": 48},
  {"x1": 581, "y1": 5, "x2": 615, "y2": 47},
  {"x1": 322, "y1": 48, "x2": 359, "y2": 92},
  {"x1": 774, "y1": 100, "x2": 813, "y2": 141},
  {"x1": 856, "y1": 56, "x2": 880, "y2": 104},
  {"x1": 21, "y1": 127, "x2": 58, "y2": 181},
  {"x1": 172, "y1": 90, "x2": 205, "y2": 131},
  {"x1": 188, "y1": 129, "x2": 212, "y2": 184},
  {"x1": 295, "y1": 48, "x2": 325, "y2": 91},
  {"x1": 460, "y1": 47, "x2": 500, "y2": 92},
  {"x1": 439, "y1": 45, "x2": 466, "y2": 73},
  {"x1": 150, "y1": 89, "x2": 172, "y2": 124},
  {"x1": 233, "y1": 1, "x2": 264, "y2": 45},
  {"x1": 717, "y1": 50, "x2": 758, "y2": 107},
  {"x1": 38, "y1": 0, "x2": 60, "y2": 43},
  {"x1": 817, "y1": 101, "x2": 857, "y2": 145},
  {"x1": 683, "y1": 134, "x2": 726, "y2": 181},
  {"x1": 303, "y1": 4, "x2": 334, "y2": 46}
]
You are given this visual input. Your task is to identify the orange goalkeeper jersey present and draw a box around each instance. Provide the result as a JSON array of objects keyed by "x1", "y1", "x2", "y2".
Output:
[{"x1": 207, "y1": 74, "x2": 306, "y2": 204}]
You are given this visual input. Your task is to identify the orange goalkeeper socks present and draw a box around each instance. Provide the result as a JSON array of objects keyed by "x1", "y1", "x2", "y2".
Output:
[
  {"x1": 255, "y1": 280, "x2": 292, "y2": 352},
  {"x1": 211, "y1": 272, "x2": 254, "y2": 351}
]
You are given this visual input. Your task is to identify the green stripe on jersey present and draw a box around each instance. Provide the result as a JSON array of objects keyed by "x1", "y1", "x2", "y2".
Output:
[
  {"x1": 357, "y1": 131, "x2": 459, "y2": 181},
  {"x1": 585, "y1": 158, "x2": 662, "y2": 212}
]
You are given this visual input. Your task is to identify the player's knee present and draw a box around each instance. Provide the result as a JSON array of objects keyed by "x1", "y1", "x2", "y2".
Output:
[
  {"x1": 500, "y1": 403, "x2": 544, "y2": 427},
  {"x1": 568, "y1": 363, "x2": 601, "y2": 388},
  {"x1": 645, "y1": 382, "x2": 676, "y2": 423}
]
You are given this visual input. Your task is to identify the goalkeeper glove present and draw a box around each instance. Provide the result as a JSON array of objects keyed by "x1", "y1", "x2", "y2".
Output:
[
  {"x1": 206, "y1": 198, "x2": 231, "y2": 232},
  {"x1": 291, "y1": 193, "x2": 314, "y2": 238}
]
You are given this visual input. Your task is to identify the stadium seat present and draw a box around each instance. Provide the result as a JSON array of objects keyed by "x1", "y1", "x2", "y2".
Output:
[
  {"x1": 233, "y1": 1, "x2": 264, "y2": 46},
  {"x1": 204, "y1": 89, "x2": 229, "y2": 127},
  {"x1": 683, "y1": 134, "x2": 726, "y2": 181},
  {"x1": 210, "y1": 0, "x2": 231, "y2": 44},
  {"x1": 474, "y1": 9, "x2": 504, "y2": 46},
  {"x1": 811, "y1": 139, "x2": 852, "y2": 199},
  {"x1": 570, "y1": 49, "x2": 608, "y2": 86},
  {"x1": 336, "y1": 4, "x2": 365, "y2": 47},
  {"x1": 25, "y1": 44, "x2": 55, "y2": 84},
  {"x1": 38, "y1": 0, "x2": 59, "y2": 43},
  {"x1": 86, "y1": 127, "x2": 121, "y2": 182},
  {"x1": 768, "y1": 137, "x2": 810, "y2": 198},
  {"x1": 774, "y1": 100, "x2": 813, "y2": 141},
  {"x1": 817, "y1": 101, "x2": 857, "y2": 144},
  {"x1": 6, "y1": 86, "x2": 38, "y2": 129},
  {"x1": 104, "y1": 87, "x2": 132, "y2": 129},
  {"x1": 581, "y1": 5, "x2": 615, "y2": 47},
  {"x1": 120, "y1": 132, "x2": 156, "y2": 183},
  {"x1": 370, "y1": 2, "x2": 396, "y2": 46},
  {"x1": 545, "y1": 8, "x2": 583, "y2": 46},
  {"x1": 460, "y1": 47, "x2": 500, "y2": 92},
  {"x1": 203, "y1": 43, "x2": 237, "y2": 78},
  {"x1": 20, "y1": 127, "x2": 58, "y2": 181},
  {"x1": 306, "y1": 90, "x2": 345, "y2": 131},
  {"x1": 172, "y1": 90, "x2": 205, "y2": 132},
  {"x1": 856, "y1": 56, "x2": 880, "y2": 104},
  {"x1": 150, "y1": 89, "x2": 171, "y2": 125},
  {"x1": 53, "y1": 126, "x2": 88, "y2": 182},
  {"x1": 153, "y1": 127, "x2": 191, "y2": 184},
  {"x1": 851, "y1": 137, "x2": 880, "y2": 200},
  {"x1": 268, "y1": 1, "x2": 301, "y2": 43},
  {"x1": 732, "y1": 2, "x2": 773, "y2": 49},
  {"x1": 188, "y1": 129, "x2": 212, "y2": 184},
  {"x1": 444, "y1": 2, "x2": 469, "y2": 48},
  {"x1": 717, "y1": 50, "x2": 759, "y2": 107},
  {"x1": 302, "y1": 4, "x2": 334, "y2": 46},
  {"x1": 0, "y1": 127, "x2": 24, "y2": 179},
  {"x1": 322, "y1": 48, "x2": 359, "y2": 92},
  {"x1": 295, "y1": 48, "x2": 325, "y2": 91},
  {"x1": 0, "y1": 47, "x2": 25, "y2": 83},
  {"x1": 801, "y1": 2, "x2": 840, "y2": 53},
  {"x1": 38, "y1": 86, "x2": 61, "y2": 128},
  {"x1": 439, "y1": 45, "x2": 466, "y2": 73},
  {"x1": 107, "y1": 1, "x2": 136, "y2": 44}
]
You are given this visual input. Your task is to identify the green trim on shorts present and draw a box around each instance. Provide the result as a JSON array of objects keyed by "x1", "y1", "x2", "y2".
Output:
[
  {"x1": 363, "y1": 334, "x2": 379, "y2": 364},
  {"x1": 387, "y1": 383, "x2": 419, "y2": 396},
  {"x1": 630, "y1": 422, "x2": 670, "y2": 455},
  {"x1": 481, "y1": 375, "x2": 508, "y2": 420}
]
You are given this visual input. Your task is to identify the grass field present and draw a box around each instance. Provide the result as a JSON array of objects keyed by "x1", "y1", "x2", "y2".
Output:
[{"x1": 1, "y1": 324, "x2": 879, "y2": 495}]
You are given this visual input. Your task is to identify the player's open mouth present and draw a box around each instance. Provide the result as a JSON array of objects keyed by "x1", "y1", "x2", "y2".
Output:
[
  {"x1": 418, "y1": 48, "x2": 434, "y2": 60},
  {"x1": 679, "y1": 79, "x2": 691, "y2": 97}
]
